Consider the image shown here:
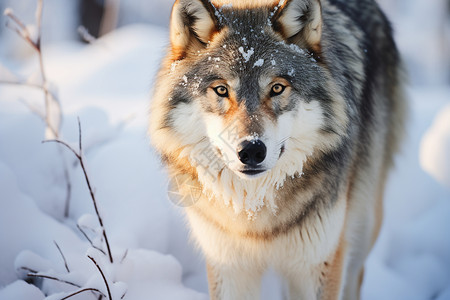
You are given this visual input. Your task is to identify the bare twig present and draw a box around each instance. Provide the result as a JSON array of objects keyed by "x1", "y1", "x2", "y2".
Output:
[
  {"x1": 88, "y1": 256, "x2": 112, "y2": 300},
  {"x1": 27, "y1": 273, "x2": 81, "y2": 288},
  {"x1": 33, "y1": 0, "x2": 57, "y2": 138},
  {"x1": 4, "y1": 9, "x2": 27, "y2": 32},
  {"x1": 54, "y1": 241, "x2": 70, "y2": 273},
  {"x1": 3, "y1": 3, "x2": 71, "y2": 217},
  {"x1": 19, "y1": 266, "x2": 38, "y2": 274},
  {"x1": 27, "y1": 272, "x2": 107, "y2": 299},
  {"x1": 44, "y1": 119, "x2": 114, "y2": 263},
  {"x1": 43, "y1": 139, "x2": 80, "y2": 159},
  {"x1": 62, "y1": 161, "x2": 72, "y2": 217},
  {"x1": 4, "y1": 11, "x2": 38, "y2": 51},
  {"x1": 76, "y1": 224, "x2": 107, "y2": 255},
  {"x1": 0, "y1": 80, "x2": 43, "y2": 90},
  {"x1": 35, "y1": 0, "x2": 43, "y2": 50},
  {"x1": 120, "y1": 249, "x2": 128, "y2": 264},
  {"x1": 60, "y1": 288, "x2": 106, "y2": 300}
]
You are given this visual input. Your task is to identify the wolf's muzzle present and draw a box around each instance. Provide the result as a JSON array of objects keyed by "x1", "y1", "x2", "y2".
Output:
[{"x1": 237, "y1": 140, "x2": 267, "y2": 167}]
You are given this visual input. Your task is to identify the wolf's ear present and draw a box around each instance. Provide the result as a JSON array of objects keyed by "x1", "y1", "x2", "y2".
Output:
[
  {"x1": 170, "y1": 0, "x2": 218, "y2": 60},
  {"x1": 272, "y1": 0, "x2": 322, "y2": 52}
]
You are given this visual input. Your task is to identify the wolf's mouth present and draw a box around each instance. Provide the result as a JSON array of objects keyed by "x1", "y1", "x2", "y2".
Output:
[{"x1": 240, "y1": 169, "x2": 266, "y2": 176}]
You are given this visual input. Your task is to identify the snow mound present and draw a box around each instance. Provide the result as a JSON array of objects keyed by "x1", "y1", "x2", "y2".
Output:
[{"x1": 420, "y1": 104, "x2": 450, "y2": 189}]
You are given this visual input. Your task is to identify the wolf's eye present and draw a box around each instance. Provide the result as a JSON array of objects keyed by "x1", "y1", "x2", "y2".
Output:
[
  {"x1": 270, "y1": 84, "x2": 285, "y2": 97},
  {"x1": 214, "y1": 86, "x2": 229, "y2": 97}
]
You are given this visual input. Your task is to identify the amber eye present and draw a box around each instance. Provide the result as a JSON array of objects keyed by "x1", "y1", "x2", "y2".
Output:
[
  {"x1": 270, "y1": 84, "x2": 285, "y2": 97},
  {"x1": 214, "y1": 86, "x2": 229, "y2": 97}
]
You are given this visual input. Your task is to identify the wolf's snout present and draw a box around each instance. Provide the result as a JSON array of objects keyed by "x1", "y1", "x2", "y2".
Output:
[{"x1": 237, "y1": 140, "x2": 267, "y2": 166}]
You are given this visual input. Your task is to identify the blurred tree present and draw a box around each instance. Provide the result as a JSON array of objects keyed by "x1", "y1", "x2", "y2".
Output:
[
  {"x1": 99, "y1": 0, "x2": 120, "y2": 36},
  {"x1": 80, "y1": 0, "x2": 105, "y2": 40}
]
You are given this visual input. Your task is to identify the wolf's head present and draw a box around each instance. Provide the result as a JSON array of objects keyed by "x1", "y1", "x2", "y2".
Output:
[{"x1": 150, "y1": 0, "x2": 348, "y2": 216}]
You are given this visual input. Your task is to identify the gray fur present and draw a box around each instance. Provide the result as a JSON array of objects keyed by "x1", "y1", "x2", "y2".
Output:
[{"x1": 149, "y1": 0, "x2": 406, "y2": 299}]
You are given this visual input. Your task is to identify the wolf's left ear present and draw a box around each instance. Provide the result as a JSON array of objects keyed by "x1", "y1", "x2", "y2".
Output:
[
  {"x1": 169, "y1": 0, "x2": 219, "y2": 60},
  {"x1": 272, "y1": 0, "x2": 322, "y2": 52}
]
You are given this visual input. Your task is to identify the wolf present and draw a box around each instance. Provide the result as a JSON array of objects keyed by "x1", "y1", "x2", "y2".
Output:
[{"x1": 149, "y1": 0, "x2": 406, "y2": 299}]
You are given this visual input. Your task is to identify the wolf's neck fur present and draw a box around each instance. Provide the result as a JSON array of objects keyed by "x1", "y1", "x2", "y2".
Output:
[{"x1": 185, "y1": 140, "x2": 311, "y2": 219}]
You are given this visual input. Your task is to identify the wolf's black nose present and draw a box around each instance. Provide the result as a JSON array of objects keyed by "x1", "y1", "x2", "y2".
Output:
[{"x1": 238, "y1": 140, "x2": 267, "y2": 166}]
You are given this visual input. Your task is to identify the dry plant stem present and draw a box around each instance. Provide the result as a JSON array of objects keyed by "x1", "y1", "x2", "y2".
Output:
[
  {"x1": 24, "y1": 267, "x2": 107, "y2": 299},
  {"x1": 3, "y1": 2, "x2": 71, "y2": 217},
  {"x1": 60, "y1": 288, "x2": 106, "y2": 300},
  {"x1": 76, "y1": 120, "x2": 114, "y2": 263},
  {"x1": 20, "y1": 267, "x2": 38, "y2": 274},
  {"x1": 4, "y1": 18, "x2": 37, "y2": 52},
  {"x1": 27, "y1": 273, "x2": 81, "y2": 289},
  {"x1": 5, "y1": 0, "x2": 61, "y2": 136},
  {"x1": 62, "y1": 158, "x2": 72, "y2": 217},
  {"x1": 120, "y1": 249, "x2": 128, "y2": 263},
  {"x1": 88, "y1": 255, "x2": 112, "y2": 300},
  {"x1": 34, "y1": 0, "x2": 54, "y2": 134},
  {"x1": 43, "y1": 119, "x2": 114, "y2": 263},
  {"x1": 54, "y1": 241, "x2": 70, "y2": 273},
  {"x1": 0, "y1": 80, "x2": 44, "y2": 90},
  {"x1": 76, "y1": 224, "x2": 107, "y2": 256},
  {"x1": 24, "y1": 1, "x2": 72, "y2": 214}
]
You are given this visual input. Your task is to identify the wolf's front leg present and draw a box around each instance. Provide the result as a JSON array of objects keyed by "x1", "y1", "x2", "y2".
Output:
[
  {"x1": 284, "y1": 239, "x2": 346, "y2": 300},
  {"x1": 207, "y1": 262, "x2": 263, "y2": 300}
]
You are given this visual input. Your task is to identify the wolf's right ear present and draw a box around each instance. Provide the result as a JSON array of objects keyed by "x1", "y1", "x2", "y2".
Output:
[
  {"x1": 169, "y1": 0, "x2": 219, "y2": 60},
  {"x1": 272, "y1": 0, "x2": 322, "y2": 52}
]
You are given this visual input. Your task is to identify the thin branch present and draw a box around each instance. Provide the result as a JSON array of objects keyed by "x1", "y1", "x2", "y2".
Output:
[
  {"x1": 76, "y1": 223, "x2": 93, "y2": 244},
  {"x1": 27, "y1": 273, "x2": 107, "y2": 300},
  {"x1": 78, "y1": 117, "x2": 82, "y2": 153},
  {"x1": 33, "y1": 0, "x2": 56, "y2": 139},
  {"x1": 27, "y1": 273, "x2": 81, "y2": 288},
  {"x1": 42, "y1": 140, "x2": 80, "y2": 159},
  {"x1": 60, "y1": 288, "x2": 106, "y2": 300},
  {"x1": 35, "y1": 0, "x2": 43, "y2": 51},
  {"x1": 120, "y1": 249, "x2": 128, "y2": 264},
  {"x1": 62, "y1": 160, "x2": 72, "y2": 217},
  {"x1": 0, "y1": 80, "x2": 38, "y2": 88},
  {"x1": 0, "y1": 79, "x2": 58, "y2": 96},
  {"x1": 44, "y1": 121, "x2": 113, "y2": 263},
  {"x1": 19, "y1": 267, "x2": 37, "y2": 274},
  {"x1": 76, "y1": 121, "x2": 113, "y2": 263},
  {"x1": 54, "y1": 241, "x2": 70, "y2": 273},
  {"x1": 76, "y1": 222, "x2": 94, "y2": 242},
  {"x1": 6, "y1": 0, "x2": 62, "y2": 139},
  {"x1": 4, "y1": 3, "x2": 70, "y2": 217},
  {"x1": 39, "y1": 140, "x2": 73, "y2": 218},
  {"x1": 76, "y1": 223, "x2": 107, "y2": 255},
  {"x1": 88, "y1": 256, "x2": 112, "y2": 300},
  {"x1": 5, "y1": 10, "x2": 27, "y2": 33},
  {"x1": 4, "y1": 17, "x2": 38, "y2": 51}
]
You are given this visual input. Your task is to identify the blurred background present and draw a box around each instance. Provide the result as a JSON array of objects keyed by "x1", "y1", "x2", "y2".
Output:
[{"x1": 0, "y1": 0, "x2": 449, "y2": 86}]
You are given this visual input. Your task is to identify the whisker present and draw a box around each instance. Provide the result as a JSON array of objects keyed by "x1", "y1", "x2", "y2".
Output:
[{"x1": 277, "y1": 136, "x2": 290, "y2": 146}]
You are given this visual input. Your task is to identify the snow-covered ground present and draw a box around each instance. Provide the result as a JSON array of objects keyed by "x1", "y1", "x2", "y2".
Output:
[{"x1": 0, "y1": 6, "x2": 450, "y2": 300}]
